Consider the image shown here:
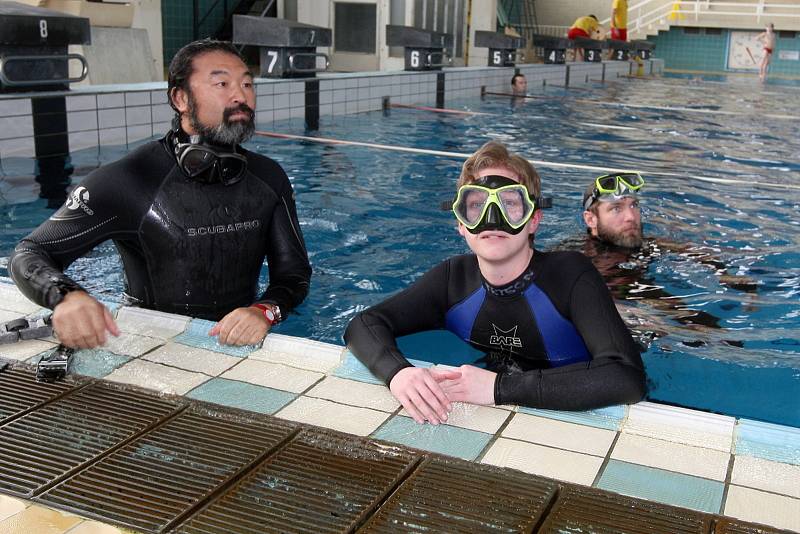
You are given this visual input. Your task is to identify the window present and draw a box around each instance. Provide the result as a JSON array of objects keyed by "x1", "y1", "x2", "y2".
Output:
[
  {"x1": 389, "y1": 0, "x2": 406, "y2": 57},
  {"x1": 334, "y1": 3, "x2": 377, "y2": 54}
]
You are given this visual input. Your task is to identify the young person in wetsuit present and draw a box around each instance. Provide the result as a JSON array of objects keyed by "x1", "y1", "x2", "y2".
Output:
[
  {"x1": 344, "y1": 141, "x2": 646, "y2": 425},
  {"x1": 9, "y1": 40, "x2": 311, "y2": 349}
]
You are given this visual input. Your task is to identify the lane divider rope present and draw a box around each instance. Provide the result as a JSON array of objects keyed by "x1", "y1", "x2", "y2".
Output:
[{"x1": 255, "y1": 131, "x2": 800, "y2": 190}]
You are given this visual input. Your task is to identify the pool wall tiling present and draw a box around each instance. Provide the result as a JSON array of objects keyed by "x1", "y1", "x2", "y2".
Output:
[
  {"x1": 0, "y1": 59, "x2": 661, "y2": 171},
  {"x1": 0, "y1": 280, "x2": 798, "y2": 532}
]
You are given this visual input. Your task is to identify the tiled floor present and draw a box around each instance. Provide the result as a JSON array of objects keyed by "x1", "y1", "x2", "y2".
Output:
[{"x1": 1, "y1": 282, "x2": 799, "y2": 532}]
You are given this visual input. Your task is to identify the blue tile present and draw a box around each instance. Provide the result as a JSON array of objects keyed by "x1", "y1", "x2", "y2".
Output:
[
  {"x1": 333, "y1": 350, "x2": 432, "y2": 385},
  {"x1": 372, "y1": 415, "x2": 492, "y2": 461},
  {"x1": 518, "y1": 404, "x2": 626, "y2": 431},
  {"x1": 172, "y1": 318, "x2": 259, "y2": 358},
  {"x1": 187, "y1": 378, "x2": 296, "y2": 415},
  {"x1": 597, "y1": 460, "x2": 724, "y2": 514},
  {"x1": 28, "y1": 348, "x2": 131, "y2": 378},
  {"x1": 735, "y1": 418, "x2": 800, "y2": 466}
]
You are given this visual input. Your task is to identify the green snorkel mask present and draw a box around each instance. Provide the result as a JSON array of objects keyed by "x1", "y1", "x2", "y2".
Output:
[
  {"x1": 453, "y1": 175, "x2": 539, "y2": 235},
  {"x1": 583, "y1": 172, "x2": 645, "y2": 210}
]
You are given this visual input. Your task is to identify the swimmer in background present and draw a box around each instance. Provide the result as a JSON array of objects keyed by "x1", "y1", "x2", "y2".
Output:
[
  {"x1": 756, "y1": 23, "x2": 776, "y2": 82},
  {"x1": 567, "y1": 15, "x2": 601, "y2": 61},
  {"x1": 511, "y1": 73, "x2": 527, "y2": 95}
]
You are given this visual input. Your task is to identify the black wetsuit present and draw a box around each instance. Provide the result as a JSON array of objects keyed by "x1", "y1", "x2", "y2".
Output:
[
  {"x1": 9, "y1": 134, "x2": 311, "y2": 321},
  {"x1": 344, "y1": 251, "x2": 646, "y2": 410}
]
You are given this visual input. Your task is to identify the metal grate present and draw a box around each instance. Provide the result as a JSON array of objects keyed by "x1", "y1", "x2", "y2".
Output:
[
  {"x1": 714, "y1": 518, "x2": 792, "y2": 534},
  {"x1": 538, "y1": 486, "x2": 713, "y2": 533},
  {"x1": 359, "y1": 455, "x2": 558, "y2": 533},
  {"x1": 175, "y1": 429, "x2": 420, "y2": 534},
  {"x1": 0, "y1": 365, "x2": 77, "y2": 424},
  {"x1": 0, "y1": 382, "x2": 182, "y2": 497},
  {"x1": 38, "y1": 406, "x2": 298, "y2": 533}
]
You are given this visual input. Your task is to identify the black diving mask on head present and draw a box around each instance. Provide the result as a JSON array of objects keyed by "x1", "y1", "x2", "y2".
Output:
[{"x1": 171, "y1": 130, "x2": 248, "y2": 186}]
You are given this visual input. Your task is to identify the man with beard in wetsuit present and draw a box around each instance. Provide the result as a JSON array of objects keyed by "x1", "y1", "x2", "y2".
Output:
[
  {"x1": 10, "y1": 40, "x2": 311, "y2": 349},
  {"x1": 344, "y1": 141, "x2": 646, "y2": 425},
  {"x1": 579, "y1": 173, "x2": 755, "y2": 332}
]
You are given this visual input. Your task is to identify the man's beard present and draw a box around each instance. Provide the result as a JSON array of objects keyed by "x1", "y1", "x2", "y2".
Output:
[
  {"x1": 187, "y1": 94, "x2": 255, "y2": 146},
  {"x1": 597, "y1": 219, "x2": 643, "y2": 249}
]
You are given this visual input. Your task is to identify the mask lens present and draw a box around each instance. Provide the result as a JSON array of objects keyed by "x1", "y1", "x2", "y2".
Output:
[
  {"x1": 454, "y1": 187, "x2": 489, "y2": 227},
  {"x1": 218, "y1": 154, "x2": 247, "y2": 184},
  {"x1": 180, "y1": 147, "x2": 216, "y2": 177},
  {"x1": 497, "y1": 186, "x2": 533, "y2": 226},
  {"x1": 618, "y1": 172, "x2": 644, "y2": 189},
  {"x1": 596, "y1": 175, "x2": 620, "y2": 194}
]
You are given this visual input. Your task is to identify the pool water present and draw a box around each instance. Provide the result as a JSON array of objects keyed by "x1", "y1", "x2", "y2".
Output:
[{"x1": 1, "y1": 74, "x2": 798, "y2": 427}]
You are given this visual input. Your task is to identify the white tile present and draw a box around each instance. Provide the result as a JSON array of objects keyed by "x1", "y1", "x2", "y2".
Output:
[
  {"x1": 106, "y1": 359, "x2": 209, "y2": 395},
  {"x1": 502, "y1": 413, "x2": 615, "y2": 457},
  {"x1": 0, "y1": 284, "x2": 42, "y2": 314},
  {"x1": 150, "y1": 104, "x2": 172, "y2": 123},
  {"x1": 250, "y1": 333, "x2": 344, "y2": 373},
  {"x1": 0, "y1": 116, "x2": 33, "y2": 139},
  {"x1": 434, "y1": 403, "x2": 510, "y2": 434},
  {"x1": 69, "y1": 131, "x2": 99, "y2": 151},
  {"x1": 611, "y1": 433, "x2": 730, "y2": 481},
  {"x1": 624, "y1": 401, "x2": 735, "y2": 452},
  {"x1": 724, "y1": 485, "x2": 800, "y2": 532},
  {"x1": 97, "y1": 93, "x2": 124, "y2": 109},
  {"x1": 98, "y1": 108, "x2": 125, "y2": 128},
  {"x1": 149, "y1": 90, "x2": 168, "y2": 104},
  {"x1": 0, "y1": 137, "x2": 35, "y2": 158},
  {"x1": 127, "y1": 125, "x2": 153, "y2": 143},
  {"x1": 115, "y1": 306, "x2": 189, "y2": 339},
  {"x1": 731, "y1": 455, "x2": 800, "y2": 499},
  {"x1": 0, "y1": 339, "x2": 56, "y2": 361},
  {"x1": 256, "y1": 94, "x2": 274, "y2": 113},
  {"x1": 306, "y1": 376, "x2": 398, "y2": 412},
  {"x1": 0, "y1": 98, "x2": 32, "y2": 117},
  {"x1": 99, "y1": 331, "x2": 161, "y2": 357},
  {"x1": 290, "y1": 107, "x2": 304, "y2": 119},
  {"x1": 67, "y1": 110, "x2": 98, "y2": 132},
  {"x1": 66, "y1": 94, "x2": 96, "y2": 111},
  {"x1": 289, "y1": 92, "x2": 304, "y2": 108},
  {"x1": 274, "y1": 108, "x2": 290, "y2": 121},
  {"x1": 124, "y1": 91, "x2": 151, "y2": 106},
  {"x1": 482, "y1": 438, "x2": 603, "y2": 486},
  {"x1": 276, "y1": 396, "x2": 389, "y2": 436},
  {"x1": 0, "y1": 494, "x2": 27, "y2": 521},
  {"x1": 220, "y1": 358, "x2": 322, "y2": 393},
  {"x1": 143, "y1": 343, "x2": 241, "y2": 375},
  {"x1": 99, "y1": 127, "x2": 126, "y2": 146}
]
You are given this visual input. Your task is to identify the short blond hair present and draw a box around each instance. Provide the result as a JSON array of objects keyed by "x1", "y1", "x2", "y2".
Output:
[{"x1": 458, "y1": 141, "x2": 541, "y2": 198}]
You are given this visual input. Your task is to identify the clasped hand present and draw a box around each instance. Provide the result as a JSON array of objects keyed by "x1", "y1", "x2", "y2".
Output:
[{"x1": 389, "y1": 365, "x2": 497, "y2": 425}]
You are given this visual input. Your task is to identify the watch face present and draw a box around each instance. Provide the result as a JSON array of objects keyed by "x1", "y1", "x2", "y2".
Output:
[{"x1": 265, "y1": 309, "x2": 276, "y2": 322}]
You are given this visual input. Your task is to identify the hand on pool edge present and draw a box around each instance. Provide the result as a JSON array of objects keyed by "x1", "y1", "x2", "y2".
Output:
[
  {"x1": 52, "y1": 290, "x2": 120, "y2": 349},
  {"x1": 438, "y1": 365, "x2": 497, "y2": 406},
  {"x1": 390, "y1": 367, "x2": 461, "y2": 425},
  {"x1": 209, "y1": 306, "x2": 270, "y2": 346}
]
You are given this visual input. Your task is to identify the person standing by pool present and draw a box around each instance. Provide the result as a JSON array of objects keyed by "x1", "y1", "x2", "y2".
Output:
[
  {"x1": 610, "y1": 0, "x2": 628, "y2": 42},
  {"x1": 9, "y1": 39, "x2": 312, "y2": 349},
  {"x1": 756, "y1": 23, "x2": 776, "y2": 82},
  {"x1": 344, "y1": 141, "x2": 646, "y2": 425},
  {"x1": 567, "y1": 15, "x2": 601, "y2": 61}
]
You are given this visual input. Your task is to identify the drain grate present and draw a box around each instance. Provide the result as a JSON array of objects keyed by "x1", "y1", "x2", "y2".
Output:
[
  {"x1": 0, "y1": 382, "x2": 182, "y2": 497},
  {"x1": 714, "y1": 518, "x2": 791, "y2": 533},
  {"x1": 175, "y1": 429, "x2": 420, "y2": 534},
  {"x1": 538, "y1": 486, "x2": 713, "y2": 533},
  {"x1": 38, "y1": 406, "x2": 298, "y2": 533},
  {"x1": 359, "y1": 456, "x2": 558, "y2": 533},
  {"x1": 0, "y1": 365, "x2": 77, "y2": 424}
]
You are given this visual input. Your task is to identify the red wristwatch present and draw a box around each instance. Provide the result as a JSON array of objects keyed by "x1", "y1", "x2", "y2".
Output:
[{"x1": 251, "y1": 303, "x2": 278, "y2": 325}]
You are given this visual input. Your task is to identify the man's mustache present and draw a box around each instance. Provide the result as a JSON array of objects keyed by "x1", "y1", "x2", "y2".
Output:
[{"x1": 223, "y1": 104, "x2": 255, "y2": 122}]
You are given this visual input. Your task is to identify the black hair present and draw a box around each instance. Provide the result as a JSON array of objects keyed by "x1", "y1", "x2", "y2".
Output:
[
  {"x1": 589, "y1": 14, "x2": 598, "y2": 20},
  {"x1": 511, "y1": 73, "x2": 525, "y2": 85},
  {"x1": 167, "y1": 39, "x2": 245, "y2": 119}
]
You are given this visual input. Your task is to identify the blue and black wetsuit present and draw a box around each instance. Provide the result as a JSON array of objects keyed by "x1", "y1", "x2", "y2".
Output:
[
  {"x1": 344, "y1": 251, "x2": 646, "y2": 410},
  {"x1": 9, "y1": 134, "x2": 311, "y2": 321}
]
